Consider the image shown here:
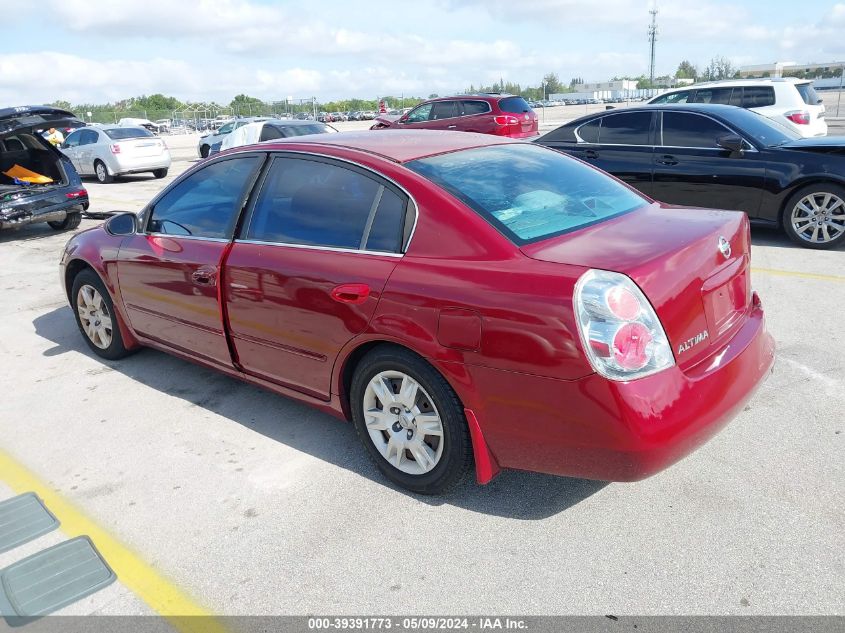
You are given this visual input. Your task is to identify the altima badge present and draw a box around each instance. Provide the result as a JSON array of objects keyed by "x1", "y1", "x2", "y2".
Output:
[
  {"x1": 678, "y1": 330, "x2": 709, "y2": 354},
  {"x1": 718, "y1": 236, "x2": 731, "y2": 259}
]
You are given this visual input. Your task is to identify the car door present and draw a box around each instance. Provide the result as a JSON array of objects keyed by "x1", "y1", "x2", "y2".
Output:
[
  {"x1": 76, "y1": 129, "x2": 100, "y2": 175},
  {"x1": 117, "y1": 154, "x2": 264, "y2": 367},
  {"x1": 426, "y1": 100, "x2": 461, "y2": 130},
  {"x1": 61, "y1": 129, "x2": 84, "y2": 170},
  {"x1": 224, "y1": 154, "x2": 411, "y2": 400},
  {"x1": 585, "y1": 110, "x2": 656, "y2": 196},
  {"x1": 651, "y1": 111, "x2": 766, "y2": 216}
]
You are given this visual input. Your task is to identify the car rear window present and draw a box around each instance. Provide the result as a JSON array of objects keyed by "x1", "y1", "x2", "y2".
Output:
[
  {"x1": 498, "y1": 97, "x2": 532, "y2": 113},
  {"x1": 105, "y1": 127, "x2": 154, "y2": 140},
  {"x1": 796, "y1": 83, "x2": 820, "y2": 105},
  {"x1": 406, "y1": 143, "x2": 646, "y2": 245}
]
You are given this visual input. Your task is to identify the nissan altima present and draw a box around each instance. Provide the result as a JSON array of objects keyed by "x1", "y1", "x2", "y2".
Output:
[
  {"x1": 536, "y1": 103, "x2": 845, "y2": 249},
  {"x1": 60, "y1": 131, "x2": 775, "y2": 494}
]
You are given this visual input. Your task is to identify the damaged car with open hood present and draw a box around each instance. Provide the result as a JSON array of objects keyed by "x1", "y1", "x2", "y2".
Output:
[{"x1": 1, "y1": 106, "x2": 88, "y2": 232}]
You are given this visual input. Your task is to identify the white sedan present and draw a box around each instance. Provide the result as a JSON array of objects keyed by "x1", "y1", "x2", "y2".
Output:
[{"x1": 61, "y1": 126, "x2": 171, "y2": 183}]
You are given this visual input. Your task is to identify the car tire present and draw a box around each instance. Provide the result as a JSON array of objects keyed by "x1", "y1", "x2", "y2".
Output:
[
  {"x1": 783, "y1": 183, "x2": 845, "y2": 249},
  {"x1": 350, "y1": 345, "x2": 472, "y2": 495},
  {"x1": 48, "y1": 211, "x2": 82, "y2": 231},
  {"x1": 199, "y1": 145, "x2": 210, "y2": 158},
  {"x1": 94, "y1": 160, "x2": 113, "y2": 184},
  {"x1": 153, "y1": 168, "x2": 168, "y2": 179},
  {"x1": 70, "y1": 269, "x2": 132, "y2": 361}
]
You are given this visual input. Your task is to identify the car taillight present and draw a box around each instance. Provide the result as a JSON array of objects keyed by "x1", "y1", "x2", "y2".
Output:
[
  {"x1": 785, "y1": 110, "x2": 810, "y2": 125},
  {"x1": 574, "y1": 269, "x2": 675, "y2": 380},
  {"x1": 494, "y1": 115, "x2": 519, "y2": 126},
  {"x1": 110, "y1": 144, "x2": 121, "y2": 154},
  {"x1": 65, "y1": 188, "x2": 87, "y2": 199}
]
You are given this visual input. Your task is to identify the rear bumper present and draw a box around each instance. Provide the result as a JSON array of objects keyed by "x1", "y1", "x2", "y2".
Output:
[
  {"x1": 450, "y1": 303, "x2": 775, "y2": 482},
  {"x1": 107, "y1": 154, "x2": 171, "y2": 175},
  {"x1": 0, "y1": 198, "x2": 86, "y2": 230}
]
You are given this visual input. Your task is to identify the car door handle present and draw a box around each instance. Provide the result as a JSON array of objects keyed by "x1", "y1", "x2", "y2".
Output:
[
  {"x1": 584, "y1": 149, "x2": 599, "y2": 159},
  {"x1": 191, "y1": 265, "x2": 218, "y2": 286},
  {"x1": 447, "y1": 125, "x2": 457, "y2": 129},
  {"x1": 331, "y1": 283, "x2": 370, "y2": 305},
  {"x1": 657, "y1": 155, "x2": 678, "y2": 166}
]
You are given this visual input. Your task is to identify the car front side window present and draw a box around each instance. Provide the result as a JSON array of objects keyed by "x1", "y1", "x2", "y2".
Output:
[
  {"x1": 403, "y1": 104, "x2": 433, "y2": 123},
  {"x1": 148, "y1": 155, "x2": 263, "y2": 239},
  {"x1": 64, "y1": 131, "x2": 83, "y2": 148}
]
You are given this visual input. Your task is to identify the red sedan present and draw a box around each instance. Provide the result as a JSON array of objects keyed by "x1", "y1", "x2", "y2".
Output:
[{"x1": 61, "y1": 131, "x2": 775, "y2": 494}]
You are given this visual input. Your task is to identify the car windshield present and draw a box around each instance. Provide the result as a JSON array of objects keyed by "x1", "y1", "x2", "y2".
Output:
[
  {"x1": 407, "y1": 143, "x2": 647, "y2": 245},
  {"x1": 105, "y1": 127, "x2": 154, "y2": 140},
  {"x1": 499, "y1": 97, "x2": 532, "y2": 113},
  {"x1": 724, "y1": 107, "x2": 801, "y2": 146}
]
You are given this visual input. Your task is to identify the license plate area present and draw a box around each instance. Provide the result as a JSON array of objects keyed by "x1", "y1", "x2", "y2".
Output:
[{"x1": 702, "y1": 257, "x2": 749, "y2": 339}]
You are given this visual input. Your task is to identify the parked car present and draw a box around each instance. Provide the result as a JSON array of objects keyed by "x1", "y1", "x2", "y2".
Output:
[
  {"x1": 648, "y1": 78, "x2": 827, "y2": 137},
  {"x1": 61, "y1": 125, "x2": 171, "y2": 183},
  {"x1": 61, "y1": 130, "x2": 774, "y2": 494},
  {"x1": 197, "y1": 117, "x2": 268, "y2": 158},
  {"x1": 536, "y1": 103, "x2": 845, "y2": 248},
  {"x1": 218, "y1": 119, "x2": 337, "y2": 152},
  {"x1": 154, "y1": 119, "x2": 171, "y2": 133},
  {"x1": 116, "y1": 117, "x2": 162, "y2": 134},
  {"x1": 0, "y1": 106, "x2": 88, "y2": 232},
  {"x1": 371, "y1": 94, "x2": 539, "y2": 138}
]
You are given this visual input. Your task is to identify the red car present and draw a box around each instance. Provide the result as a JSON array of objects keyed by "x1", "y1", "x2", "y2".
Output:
[
  {"x1": 61, "y1": 130, "x2": 774, "y2": 494},
  {"x1": 370, "y1": 94, "x2": 539, "y2": 139}
]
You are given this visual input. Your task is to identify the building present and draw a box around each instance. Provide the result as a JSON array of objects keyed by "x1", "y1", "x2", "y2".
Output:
[{"x1": 739, "y1": 61, "x2": 844, "y2": 78}]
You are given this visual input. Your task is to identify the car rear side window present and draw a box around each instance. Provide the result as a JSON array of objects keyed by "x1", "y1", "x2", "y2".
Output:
[
  {"x1": 461, "y1": 100, "x2": 490, "y2": 115},
  {"x1": 796, "y1": 83, "x2": 820, "y2": 105},
  {"x1": 80, "y1": 129, "x2": 99, "y2": 145},
  {"x1": 148, "y1": 155, "x2": 263, "y2": 239},
  {"x1": 597, "y1": 112, "x2": 652, "y2": 145},
  {"x1": 407, "y1": 143, "x2": 646, "y2": 245},
  {"x1": 576, "y1": 118, "x2": 601, "y2": 143},
  {"x1": 661, "y1": 112, "x2": 731, "y2": 148},
  {"x1": 498, "y1": 97, "x2": 532, "y2": 113},
  {"x1": 742, "y1": 87, "x2": 775, "y2": 107},
  {"x1": 691, "y1": 88, "x2": 734, "y2": 104},
  {"x1": 245, "y1": 157, "x2": 408, "y2": 253}
]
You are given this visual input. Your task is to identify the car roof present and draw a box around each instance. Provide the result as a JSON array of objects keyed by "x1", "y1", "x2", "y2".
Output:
[
  {"x1": 236, "y1": 129, "x2": 517, "y2": 163},
  {"x1": 562, "y1": 103, "x2": 748, "y2": 127},
  {"x1": 668, "y1": 77, "x2": 809, "y2": 89}
]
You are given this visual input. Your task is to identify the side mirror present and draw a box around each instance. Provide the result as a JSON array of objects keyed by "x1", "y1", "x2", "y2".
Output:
[
  {"x1": 104, "y1": 212, "x2": 138, "y2": 236},
  {"x1": 717, "y1": 134, "x2": 745, "y2": 154}
]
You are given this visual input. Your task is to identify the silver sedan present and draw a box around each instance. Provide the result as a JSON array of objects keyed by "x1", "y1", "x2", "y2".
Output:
[{"x1": 60, "y1": 126, "x2": 171, "y2": 183}]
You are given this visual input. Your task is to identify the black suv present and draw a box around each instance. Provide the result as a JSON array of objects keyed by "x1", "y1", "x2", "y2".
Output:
[{"x1": 1, "y1": 106, "x2": 88, "y2": 232}]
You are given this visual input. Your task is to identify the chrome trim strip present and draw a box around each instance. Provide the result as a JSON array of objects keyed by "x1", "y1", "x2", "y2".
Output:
[
  {"x1": 234, "y1": 239, "x2": 404, "y2": 258},
  {"x1": 145, "y1": 233, "x2": 230, "y2": 243}
]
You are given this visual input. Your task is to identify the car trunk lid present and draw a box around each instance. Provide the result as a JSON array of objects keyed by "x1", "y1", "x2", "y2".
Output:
[
  {"x1": 0, "y1": 106, "x2": 82, "y2": 139},
  {"x1": 112, "y1": 137, "x2": 167, "y2": 157},
  {"x1": 521, "y1": 203, "x2": 752, "y2": 370}
]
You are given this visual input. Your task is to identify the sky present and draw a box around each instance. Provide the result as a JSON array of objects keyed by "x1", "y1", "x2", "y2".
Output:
[{"x1": 2, "y1": 0, "x2": 845, "y2": 106}]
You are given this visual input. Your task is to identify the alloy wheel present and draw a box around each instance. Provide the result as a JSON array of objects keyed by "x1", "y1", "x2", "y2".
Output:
[
  {"x1": 790, "y1": 192, "x2": 845, "y2": 244},
  {"x1": 362, "y1": 371, "x2": 445, "y2": 475},
  {"x1": 96, "y1": 163, "x2": 107, "y2": 182},
  {"x1": 76, "y1": 285, "x2": 113, "y2": 349}
]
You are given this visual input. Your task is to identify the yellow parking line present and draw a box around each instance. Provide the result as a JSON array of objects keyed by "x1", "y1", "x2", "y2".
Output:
[
  {"x1": 751, "y1": 267, "x2": 845, "y2": 283},
  {"x1": 0, "y1": 447, "x2": 230, "y2": 633}
]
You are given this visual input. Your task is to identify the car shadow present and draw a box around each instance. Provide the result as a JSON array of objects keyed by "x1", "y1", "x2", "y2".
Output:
[
  {"x1": 751, "y1": 224, "x2": 845, "y2": 251},
  {"x1": 33, "y1": 306, "x2": 608, "y2": 519},
  {"x1": 0, "y1": 223, "x2": 76, "y2": 243}
]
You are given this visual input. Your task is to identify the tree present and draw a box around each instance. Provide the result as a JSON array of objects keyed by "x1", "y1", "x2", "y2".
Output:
[
  {"x1": 135, "y1": 93, "x2": 182, "y2": 111},
  {"x1": 49, "y1": 100, "x2": 72, "y2": 111},
  {"x1": 542, "y1": 72, "x2": 564, "y2": 94},
  {"x1": 701, "y1": 56, "x2": 736, "y2": 81},
  {"x1": 676, "y1": 60, "x2": 698, "y2": 80}
]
